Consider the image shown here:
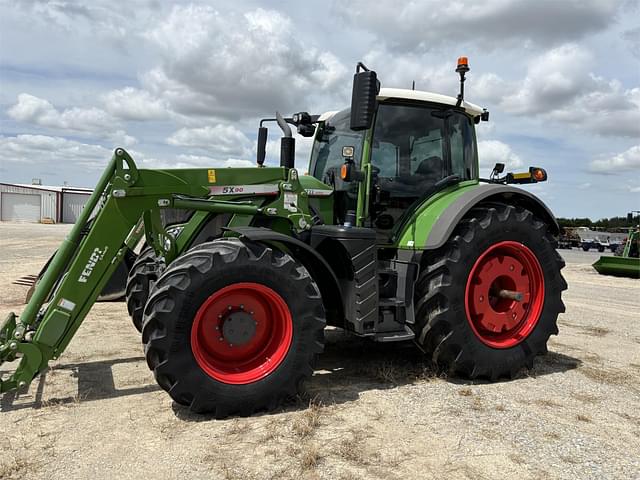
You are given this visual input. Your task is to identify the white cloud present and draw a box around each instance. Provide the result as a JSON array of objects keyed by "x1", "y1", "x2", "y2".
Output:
[
  {"x1": 480, "y1": 45, "x2": 640, "y2": 138},
  {"x1": 337, "y1": 0, "x2": 622, "y2": 51},
  {"x1": 589, "y1": 145, "x2": 640, "y2": 173},
  {"x1": 7, "y1": 93, "x2": 137, "y2": 144},
  {"x1": 137, "y1": 153, "x2": 254, "y2": 170},
  {"x1": 167, "y1": 125, "x2": 252, "y2": 159},
  {"x1": 502, "y1": 44, "x2": 594, "y2": 115},
  {"x1": 477, "y1": 140, "x2": 524, "y2": 169},
  {"x1": 142, "y1": 6, "x2": 348, "y2": 119},
  {"x1": 8, "y1": 94, "x2": 113, "y2": 131},
  {"x1": 177, "y1": 155, "x2": 254, "y2": 169},
  {"x1": 102, "y1": 87, "x2": 170, "y2": 121},
  {"x1": 0, "y1": 134, "x2": 112, "y2": 181}
]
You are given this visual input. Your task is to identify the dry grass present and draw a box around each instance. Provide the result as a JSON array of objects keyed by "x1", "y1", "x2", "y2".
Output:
[
  {"x1": 375, "y1": 361, "x2": 398, "y2": 383},
  {"x1": 570, "y1": 392, "x2": 601, "y2": 404},
  {"x1": 219, "y1": 462, "x2": 257, "y2": 480},
  {"x1": 470, "y1": 397, "x2": 485, "y2": 411},
  {"x1": 227, "y1": 419, "x2": 251, "y2": 436},
  {"x1": 458, "y1": 387, "x2": 473, "y2": 396},
  {"x1": 0, "y1": 456, "x2": 36, "y2": 480},
  {"x1": 578, "y1": 366, "x2": 634, "y2": 386},
  {"x1": 535, "y1": 398, "x2": 561, "y2": 408},
  {"x1": 261, "y1": 418, "x2": 285, "y2": 442},
  {"x1": 337, "y1": 429, "x2": 375, "y2": 466},
  {"x1": 292, "y1": 400, "x2": 323, "y2": 438},
  {"x1": 583, "y1": 326, "x2": 610, "y2": 337},
  {"x1": 300, "y1": 443, "x2": 321, "y2": 470},
  {"x1": 544, "y1": 431, "x2": 561, "y2": 440},
  {"x1": 369, "y1": 408, "x2": 384, "y2": 421},
  {"x1": 576, "y1": 414, "x2": 592, "y2": 423}
]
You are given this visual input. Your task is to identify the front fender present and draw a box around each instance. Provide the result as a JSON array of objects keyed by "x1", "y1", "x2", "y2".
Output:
[
  {"x1": 225, "y1": 226, "x2": 345, "y2": 326},
  {"x1": 396, "y1": 183, "x2": 559, "y2": 250}
]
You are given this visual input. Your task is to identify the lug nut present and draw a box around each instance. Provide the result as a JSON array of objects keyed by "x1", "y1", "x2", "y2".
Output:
[
  {"x1": 240, "y1": 304, "x2": 244, "y2": 310},
  {"x1": 228, "y1": 306, "x2": 232, "y2": 310},
  {"x1": 219, "y1": 337, "x2": 223, "y2": 341}
]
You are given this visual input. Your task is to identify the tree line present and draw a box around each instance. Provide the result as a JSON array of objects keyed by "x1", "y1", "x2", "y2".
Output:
[{"x1": 557, "y1": 215, "x2": 640, "y2": 229}]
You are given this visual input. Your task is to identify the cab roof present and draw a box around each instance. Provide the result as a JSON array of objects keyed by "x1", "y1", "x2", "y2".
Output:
[{"x1": 378, "y1": 88, "x2": 484, "y2": 117}]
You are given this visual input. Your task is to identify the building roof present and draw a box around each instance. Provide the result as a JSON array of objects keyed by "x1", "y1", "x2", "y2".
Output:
[{"x1": 0, "y1": 182, "x2": 92, "y2": 194}]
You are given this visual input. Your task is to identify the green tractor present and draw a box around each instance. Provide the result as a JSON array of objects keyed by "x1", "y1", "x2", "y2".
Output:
[
  {"x1": 1, "y1": 58, "x2": 566, "y2": 417},
  {"x1": 592, "y1": 212, "x2": 640, "y2": 278}
]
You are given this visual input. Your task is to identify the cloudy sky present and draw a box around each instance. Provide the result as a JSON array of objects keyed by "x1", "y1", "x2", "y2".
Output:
[{"x1": 0, "y1": 0, "x2": 638, "y2": 218}]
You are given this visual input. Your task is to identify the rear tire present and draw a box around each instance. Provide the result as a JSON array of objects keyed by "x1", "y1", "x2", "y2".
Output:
[
  {"x1": 125, "y1": 247, "x2": 159, "y2": 332},
  {"x1": 413, "y1": 204, "x2": 566, "y2": 380},
  {"x1": 142, "y1": 238, "x2": 325, "y2": 417}
]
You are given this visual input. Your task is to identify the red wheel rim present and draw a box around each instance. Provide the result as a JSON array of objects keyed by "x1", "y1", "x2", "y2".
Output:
[
  {"x1": 190, "y1": 282, "x2": 293, "y2": 384},
  {"x1": 464, "y1": 241, "x2": 545, "y2": 349}
]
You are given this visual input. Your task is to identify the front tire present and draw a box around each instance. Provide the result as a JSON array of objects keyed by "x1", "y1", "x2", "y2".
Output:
[
  {"x1": 413, "y1": 204, "x2": 567, "y2": 380},
  {"x1": 125, "y1": 247, "x2": 159, "y2": 332},
  {"x1": 142, "y1": 238, "x2": 325, "y2": 417}
]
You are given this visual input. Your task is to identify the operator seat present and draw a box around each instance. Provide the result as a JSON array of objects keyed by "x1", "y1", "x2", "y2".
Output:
[
  {"x1": 416, "y1": 155, "x2": 443, "y2": 176},
  {"x1": 413, "y1": 155, "x2": 443, "y2": 187}
]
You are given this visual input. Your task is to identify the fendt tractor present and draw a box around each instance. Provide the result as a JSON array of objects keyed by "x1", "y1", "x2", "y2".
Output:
[{"x1": 1, "y1": 58, "x2": 567, "y2": 417}]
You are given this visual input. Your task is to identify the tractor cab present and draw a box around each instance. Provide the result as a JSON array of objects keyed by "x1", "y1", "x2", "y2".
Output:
[{"x1": 309, "y1": 86, "x2": 485, "y2": 242}]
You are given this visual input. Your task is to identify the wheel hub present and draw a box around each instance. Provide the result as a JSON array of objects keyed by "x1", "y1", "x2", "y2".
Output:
[
  {"x1": 221, "y1": 311, "x2": 257, "y2": 346},
  {"x1": 190, "y1": 282, "x2": 293, "y2": 384},
  {"x1": 465, "y1": 241, "x2": 545, "y2": 349}
]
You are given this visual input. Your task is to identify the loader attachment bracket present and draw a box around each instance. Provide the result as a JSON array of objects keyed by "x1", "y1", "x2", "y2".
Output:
[{"x1": 0, "y1": 312, "x2": 44, "y2": 393}]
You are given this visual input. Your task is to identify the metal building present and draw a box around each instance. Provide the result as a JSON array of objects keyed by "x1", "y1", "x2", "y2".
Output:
[{"x1": 0, "y1": 183, "x2": 92, "y2": 223}]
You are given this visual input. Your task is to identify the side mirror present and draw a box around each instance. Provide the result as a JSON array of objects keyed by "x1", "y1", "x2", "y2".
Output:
[
  {"x1": 256, "y1": 126, "x2": 267, "y2": 166},
  {"x1": 350, "y1": 63, "x2": 380, "y2": 131}
]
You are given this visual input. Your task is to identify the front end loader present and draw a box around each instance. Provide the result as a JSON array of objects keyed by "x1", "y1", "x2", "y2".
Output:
[{"x1": 1, "y1": 58, "x2": 567, "y2": 417}]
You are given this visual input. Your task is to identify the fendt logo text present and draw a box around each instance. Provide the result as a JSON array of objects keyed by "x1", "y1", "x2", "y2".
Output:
[{"x1": 78, "y1": 247, "x2": 107, "y2": 283}]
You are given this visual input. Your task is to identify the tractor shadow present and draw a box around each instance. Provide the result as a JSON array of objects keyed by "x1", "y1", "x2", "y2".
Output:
[
  {"x1": 0, "y1": 356, "x2": 160, "y2": 412},
  {"x1": 173, "y1": 328, "x2": 582, "y2": 421},
  {"x1": 310, "y1": 329, "x2": 581, "y2": 396}
]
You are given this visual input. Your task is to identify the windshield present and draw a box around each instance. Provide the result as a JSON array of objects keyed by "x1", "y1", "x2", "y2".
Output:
[{"x1": 310, "y1": 109, "x2": 365, "y2": 188}]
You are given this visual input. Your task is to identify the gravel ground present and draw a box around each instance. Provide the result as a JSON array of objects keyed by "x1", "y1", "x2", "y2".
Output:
[{"x1": 1, "y1": 222, "x2": 639, "y2": 480}]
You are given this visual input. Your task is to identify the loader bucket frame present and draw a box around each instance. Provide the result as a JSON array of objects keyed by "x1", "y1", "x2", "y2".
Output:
[{"x1": 0, "y1": 148, "x2": 312, "y2": 393}]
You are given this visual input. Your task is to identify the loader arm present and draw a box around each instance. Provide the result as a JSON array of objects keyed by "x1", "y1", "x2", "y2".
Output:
[{"x1": 0, "y1": 148, "x2": 311, "y2": 393}]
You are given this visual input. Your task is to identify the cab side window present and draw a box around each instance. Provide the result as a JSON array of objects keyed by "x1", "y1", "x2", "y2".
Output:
[{"x1": 448, "y1": 112, "x2": 476, "y2": 180}]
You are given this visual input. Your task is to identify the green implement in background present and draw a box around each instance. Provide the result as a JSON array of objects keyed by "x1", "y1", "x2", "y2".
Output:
[{"x1": 593, "y1": 226, "x2": 640, "y2": 278}]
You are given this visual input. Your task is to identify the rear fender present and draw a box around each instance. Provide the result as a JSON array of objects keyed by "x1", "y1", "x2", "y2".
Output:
[{"x1": 397, "y1": 184, "x2": 559, "y2": 250}]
